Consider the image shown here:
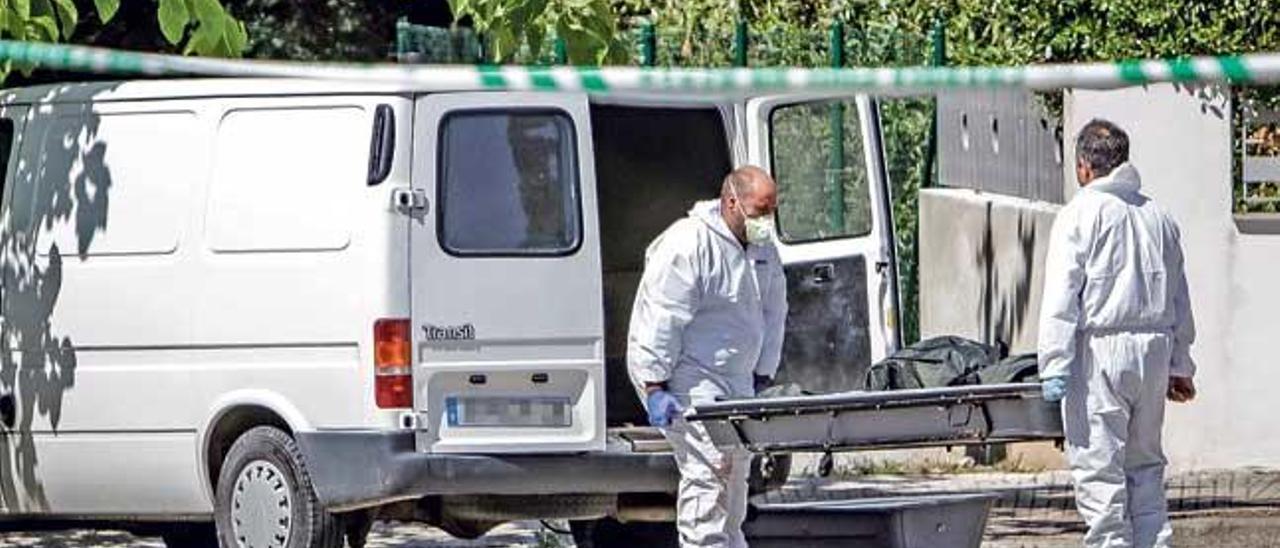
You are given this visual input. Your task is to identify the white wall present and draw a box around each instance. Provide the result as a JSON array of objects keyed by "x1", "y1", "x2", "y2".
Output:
[
  {"x1": 919, "y1": 188, "x2": 1058, "y2": 355},
  {"x1": 1067, "y1": 84, "x2": 1279, "y2": 470}
]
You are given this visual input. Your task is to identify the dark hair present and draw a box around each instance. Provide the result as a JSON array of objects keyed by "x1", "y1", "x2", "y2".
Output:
[{"x1": 1075, "y1": 118, "x2": 1129, "y2": 176}]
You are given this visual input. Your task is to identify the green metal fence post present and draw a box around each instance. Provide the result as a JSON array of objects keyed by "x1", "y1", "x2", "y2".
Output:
[
  {"x1": 828, "y1": 21, "x2": 847, "y2": 233},
  {"x1": 922, "y1": 17, "x2": 946, "y2": 190},
  {"x1": 641, "y1": 22, "x2": 657, "y2": 67},
  {"x1": 554, "y1": 37, "x2": 568, "y2": 65},
  {"x1": 734, "y1": 18, "x2": 749, "y2": 67},
  {"x1": 395, "y1": 17, "x2": 410, "y2": 61}
]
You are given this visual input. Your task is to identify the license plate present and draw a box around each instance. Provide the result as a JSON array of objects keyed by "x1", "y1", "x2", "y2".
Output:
[{"x1": 445, "y1": 396, "x2": 572, "y2": 428}]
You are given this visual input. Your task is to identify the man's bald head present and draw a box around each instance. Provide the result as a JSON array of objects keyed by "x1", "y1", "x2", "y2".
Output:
[
  {"x1": 721, "y1": 165, "x2": 775, "y2": 200},
  {"x1": 720, "y1": 165, "x2": 778, "y2": 245}
]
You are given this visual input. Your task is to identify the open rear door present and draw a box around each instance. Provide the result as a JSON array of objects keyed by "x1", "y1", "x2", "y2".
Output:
[
  {"x1": 745, "y1": 95, "x2": 900, "y2": 394},
  {"x1": 700, "y1": 96, "x2": 1063, "y2": 454}
]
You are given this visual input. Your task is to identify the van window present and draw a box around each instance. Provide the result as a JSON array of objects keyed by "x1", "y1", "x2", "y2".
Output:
[
  {"x1": 438, "y1": 111, "x2": 580, "y2": 256},
  {"x1": 33, "y1": 111, "x2": 200, "y2": 257},
  {"x1": 770, "y1": 100, "x2": 873, "y2": 243},
  {"x1": 207, "y1": 106, "x2": 365, "y2": 253}
]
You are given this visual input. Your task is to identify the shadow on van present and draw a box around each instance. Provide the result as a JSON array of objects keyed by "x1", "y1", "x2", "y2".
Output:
[{"x1": 0, "y1": 82, "x2": 118, "y2": 511}]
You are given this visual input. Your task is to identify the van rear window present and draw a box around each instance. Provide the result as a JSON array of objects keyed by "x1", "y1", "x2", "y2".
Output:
[{"x1": 438, "y1": 110, "x2": 581, "y2": 256}]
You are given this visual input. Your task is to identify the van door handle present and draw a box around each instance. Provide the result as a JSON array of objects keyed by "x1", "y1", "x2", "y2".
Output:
[
  {"x1": 392, "y1": 188, "x2": 429, "y2": 214},
  {"x1": 811, "y1": 263, "x2": 835, "y2": 284},
  {"x1": 875, "y1": 260, "x2": 891, "y2": 275}
]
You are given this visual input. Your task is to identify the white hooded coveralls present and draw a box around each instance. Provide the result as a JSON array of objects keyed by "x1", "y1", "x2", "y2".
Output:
[
  {"x1": 628, "y1": 199, "x2": 788, "y2": 548},
  {"x1": 1038, "y1": 163, "x2": 1195, "y2": 548}
]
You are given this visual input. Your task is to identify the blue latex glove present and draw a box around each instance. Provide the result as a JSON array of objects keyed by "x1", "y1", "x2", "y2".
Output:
[
  {"x1": 1041, "y1": 376, "x2": 1068, "y2": 403},
  {"x1": 645, "y1": 390, "x2": 683, "y2": 427}
]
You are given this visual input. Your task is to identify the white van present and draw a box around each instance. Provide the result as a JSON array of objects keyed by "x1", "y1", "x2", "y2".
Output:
[{"x1": 0, "y1": 79, "x2": 1056, "y2": 547}]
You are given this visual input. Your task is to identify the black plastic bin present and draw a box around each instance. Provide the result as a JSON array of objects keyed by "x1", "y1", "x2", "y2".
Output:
[{"x1": 744, "y1": 493, "x2": 997, "y2": 548}]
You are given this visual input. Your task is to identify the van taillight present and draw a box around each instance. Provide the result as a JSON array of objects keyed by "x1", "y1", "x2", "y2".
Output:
[{"x1": 374, "y1": 318, "x2": 412, "y2": 409}]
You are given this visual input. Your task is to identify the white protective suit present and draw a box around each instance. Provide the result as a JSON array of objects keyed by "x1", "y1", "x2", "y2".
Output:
[
  {"x1": 1038, "y1": 163, "x2": 1196, "y2": 548},
  {"x1": 628, "y1": 199, "x2": 788, "y2": 548}
]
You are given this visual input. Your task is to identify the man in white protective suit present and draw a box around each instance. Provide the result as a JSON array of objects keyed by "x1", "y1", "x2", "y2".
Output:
[
  {"x1": 1038, "y1": 118, "x2": 1197, "y2": 548},
  {"x1": 627, "y1": 165, "x2": 788, "y2": 548}
]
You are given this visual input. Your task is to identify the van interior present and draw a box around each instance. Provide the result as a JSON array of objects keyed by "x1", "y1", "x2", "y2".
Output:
[
  {"x1": 591, "y1": 102, "x2": 875, "y2": 426},
  {"x1": 592, "y1": 103, "x2": 730, "y2": 425}
]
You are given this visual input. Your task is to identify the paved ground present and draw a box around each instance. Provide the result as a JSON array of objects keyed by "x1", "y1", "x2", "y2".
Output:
[
  {"x1": 984, "y1": 507, "x2": 1280, "y2": 547},
  {"x1": 4, "y1": 509, "x2": 1280, "y2": 547},
  {"x1": 2, "y1": 470, "x2": 1277, "y2": 547}
]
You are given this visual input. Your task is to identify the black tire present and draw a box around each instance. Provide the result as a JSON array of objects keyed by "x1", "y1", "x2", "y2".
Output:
[
  {"x1": 569, "y1": 517, "x2": 678, "y2": 548},
  {"x1": 161, "y1": 523, "x2": 219, "y2": 548},
  {"x1": 214, "y1": 426, "x2": 343, "y2": 548}
]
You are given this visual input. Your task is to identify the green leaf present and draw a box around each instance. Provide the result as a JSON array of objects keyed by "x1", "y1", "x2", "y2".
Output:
[
  {"x1": 6, "y1": 7, "x2": 26, "y2": 40},
  {"x1": 157, "y1": 0, "x2": 189, "y2": 45},
  {"x1": 183, "y1": 3, "x2": 243, "y2": 57},
  {"x1": 525, "y1": 22, "x2": 545, "y2": 61},
  {"x1": 30, "y1": 0, "x2": 51, "y2": 17},
  {"x1": 223, "y1": 18, "x2": 247, "y2": 56},
  {"x1": 12, "y1": 0, "x2": 30, "y2": 20},
  {"x1": 490, "y1": 27, "x2": 516, "y2": 62},
  {"x1": 51, "y1": 0, "x2": 76, "y2": 39},
  {"x1": 189, "y1": 0, "x2": 223, "y2": 24},
  {"x1": 27, "y1": 13, "x2": 56, "y2": 41},
  {"x1": 93, "y1": 0, "x2": 119, "y2": 23},
  {"x1": 183, "y1": 20, "x2": 218, "y2": 55}
]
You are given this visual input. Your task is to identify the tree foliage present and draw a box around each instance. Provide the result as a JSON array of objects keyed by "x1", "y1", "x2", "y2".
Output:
[
  {"x1": 2, "y1": 0, "x2": 245, "y2": 60},
  {"x1": 445, "y1": 0, "x2": 629, "y2": 64},
  {"x1": 230, "y1": 1, "x2": 449, "y2": 62}
]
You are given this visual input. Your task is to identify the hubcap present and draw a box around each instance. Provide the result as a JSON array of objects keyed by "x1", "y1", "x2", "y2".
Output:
[{"x1": 230, "y1": 460, "x2": 293, "y2": 548}]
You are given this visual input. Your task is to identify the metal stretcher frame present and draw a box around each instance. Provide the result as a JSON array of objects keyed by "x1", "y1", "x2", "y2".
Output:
[{"x1": 685, "y1": 383, "x2": 1063, "y2": 453}]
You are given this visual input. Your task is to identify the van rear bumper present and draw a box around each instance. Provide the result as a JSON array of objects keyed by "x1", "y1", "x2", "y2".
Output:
[{"x1": 294, "y1": 431, "x2": 678, "y2": 512}]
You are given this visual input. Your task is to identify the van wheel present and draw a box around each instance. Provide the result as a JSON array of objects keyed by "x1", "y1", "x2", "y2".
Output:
[{"x1": 214, "y1": 426, "x2": 343, "y2": 548}]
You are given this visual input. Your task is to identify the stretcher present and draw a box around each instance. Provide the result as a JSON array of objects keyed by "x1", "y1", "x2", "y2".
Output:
[{"x1": 686, "y1": 383, "x2": 1063, "y2": 454}]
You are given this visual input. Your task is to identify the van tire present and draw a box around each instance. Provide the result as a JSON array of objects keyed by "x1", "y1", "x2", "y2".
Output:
[{"x1": 214, "y1": 426, "x2": 343, "y2": 548}]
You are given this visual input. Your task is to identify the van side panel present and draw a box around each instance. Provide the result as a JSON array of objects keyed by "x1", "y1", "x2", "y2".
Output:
[
  {"x1": 0, "y1": 94, "x2": 412, "y2": 517},
  {"x1": 0, "y1": 101, "x2": 209, "y2": 514}
]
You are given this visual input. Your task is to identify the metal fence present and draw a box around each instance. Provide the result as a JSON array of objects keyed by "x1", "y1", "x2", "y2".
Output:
[
  {"x1": 937, "y1": 90, "x2": 1066, "y2": 204},
  {"x1": 1239, "y1": 94, "x2": 1280, "y2": 209},
  {"x1": 391, "y1": 18, "x2": 934, "y2": 69}
]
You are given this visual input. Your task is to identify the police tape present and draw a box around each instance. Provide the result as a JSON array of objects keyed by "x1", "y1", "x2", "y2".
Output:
[{"x1": 1, "y1": 39, "x2": 1279, "y2": 94}]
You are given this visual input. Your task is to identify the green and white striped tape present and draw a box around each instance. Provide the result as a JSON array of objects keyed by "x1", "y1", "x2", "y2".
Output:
[{"x1": 1, "y1": 39, "x2": 1278, "y2": 94}]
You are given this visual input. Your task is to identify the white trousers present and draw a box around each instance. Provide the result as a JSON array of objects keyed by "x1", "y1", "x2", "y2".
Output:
[
  {"x1": 1063, "y1": 332, "x2": 1174, "y2": 548},
  {"x1": 662, "y1": 417, "x2": 752, "y2": 548}
]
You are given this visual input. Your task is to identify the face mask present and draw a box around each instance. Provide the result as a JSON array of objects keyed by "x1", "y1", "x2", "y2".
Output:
[
  {"x1": 731, "y1": 185, "x2": 775, "y2": 245},
  {"x1": 743, "y1": 213, "x2": 775, "y2": 245}
]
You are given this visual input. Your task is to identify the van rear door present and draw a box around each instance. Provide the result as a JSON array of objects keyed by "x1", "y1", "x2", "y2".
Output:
[
  {"x1": 745, "y1": 95, "x2": 900, "y2": 394},
  {"x1": 700, "y1": 95, "x2": 1063, "y2": 455},
  {"x1": 410, "y1": 92, "x2": 605, "y2": 454}
]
